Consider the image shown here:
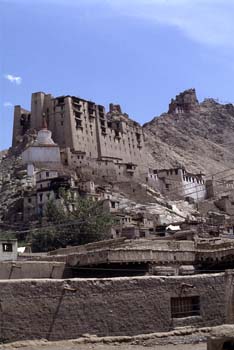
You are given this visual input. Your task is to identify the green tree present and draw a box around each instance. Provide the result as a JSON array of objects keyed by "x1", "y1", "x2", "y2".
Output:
[{"x1": 31, "y1": 190, "x2": 114, "y2": 252}]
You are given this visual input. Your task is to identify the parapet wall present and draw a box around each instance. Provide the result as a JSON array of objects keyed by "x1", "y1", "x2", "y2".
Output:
[
  {"x1": 0, "y1": 261, "x2": 65, "y2": 279},
  {"x1": 0, "y1": 272, "x2": 232, "y2": 343}
]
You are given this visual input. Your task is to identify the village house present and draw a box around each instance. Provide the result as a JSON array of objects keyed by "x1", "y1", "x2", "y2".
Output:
[
  {"x1": 215, "y1": 193, "x2": 234, "y2": 217},
  {"x1": 206, "y1": 178, "x2": 234, "y2": 199},
  {"x1": 0, "y1": 239, "x2": 18, "y2": 261},
  {"x1": 155, "y1": 167, "x2": 206, "y2": 201},
  {"x1": 24, "y1": 169, "x2": 77, "y2": 219}
]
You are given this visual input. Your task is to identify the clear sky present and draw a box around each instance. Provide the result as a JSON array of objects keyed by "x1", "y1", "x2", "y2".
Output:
[{"x1": 1, "y1": 0, "x2": 234, "y2": 150}]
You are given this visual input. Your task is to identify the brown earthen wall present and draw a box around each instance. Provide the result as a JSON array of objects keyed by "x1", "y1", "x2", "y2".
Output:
[
  {"x1": 0, "y1": 273, "x2": 230, "y2": 343},
  {"x1": 0, "y1": 261, "x2": 65, "y2": 280}
]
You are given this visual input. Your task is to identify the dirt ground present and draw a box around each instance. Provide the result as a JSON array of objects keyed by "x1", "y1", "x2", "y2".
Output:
[
  {"x1": 0, "y1": 342, "x2": 207, "y2": 350},
  {"x1": 0, "y1": 328, "x2": 209, "y2": 350}
]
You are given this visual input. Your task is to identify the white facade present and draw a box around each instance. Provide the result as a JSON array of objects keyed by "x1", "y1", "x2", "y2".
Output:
[
  {"x1": 22, "y1": 145, "x2": 61, "y2": 164},
  {"x1": 157, "y1": 168, "x2": 206, "y2": 202},
  {"x1": 22, "y1": 128, "x2": 61, "y2": 165},
  {"x1": 0, "y1": 240, "x2": 18, "y2": 261},
  {"x1": 182, "y1": 176, "x2": 206, "y2": 201}
]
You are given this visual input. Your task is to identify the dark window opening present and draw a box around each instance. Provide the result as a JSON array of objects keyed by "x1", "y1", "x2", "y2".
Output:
[
  {"x1": 223, "y1": 341, "x2": 234, "y2": 349},
  {"x1": 101, "y1": 127, "x2": 107, "y2": 135},
  {"x1": 126, "y1": 164, "x2": 133, "y2": 170},
  {"x1": 171, "y1": 296, "x2": 200, "y2": 318},
  {"x1": 46, "y1": 171, "x2": 49, "y2": 177},
  {"x1": 75, "y1": 119, "x2": 82, "y2": 129},
  {"x1": 2, "y1": 243, "x2": 13, "y2": 252}
]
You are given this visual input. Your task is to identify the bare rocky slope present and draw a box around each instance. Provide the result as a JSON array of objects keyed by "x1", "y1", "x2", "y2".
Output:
[{"x1": 143, "y1": 89, "x2": 234, "y2": 175}]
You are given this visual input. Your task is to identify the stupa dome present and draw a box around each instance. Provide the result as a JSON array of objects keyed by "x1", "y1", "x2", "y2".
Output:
[{"x1": 34, "y1": 128, "x2": 55, "y2": 146}]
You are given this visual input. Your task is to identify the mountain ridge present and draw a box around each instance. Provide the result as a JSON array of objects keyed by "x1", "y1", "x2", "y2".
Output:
[{"x1": 143, "y1": 89, "x2": 234, "y2": 175}]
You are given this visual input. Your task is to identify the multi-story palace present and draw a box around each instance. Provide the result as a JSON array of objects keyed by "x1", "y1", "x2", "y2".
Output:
[{"x1": 13, "y1": 92, "x2": 148, "y2": 181}]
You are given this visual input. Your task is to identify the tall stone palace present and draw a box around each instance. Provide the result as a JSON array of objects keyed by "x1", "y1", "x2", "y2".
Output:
[{"x1": 12, "y1": 92, "x2": 149, "y2": 182}]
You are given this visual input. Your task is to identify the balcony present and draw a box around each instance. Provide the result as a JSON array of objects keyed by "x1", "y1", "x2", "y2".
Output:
[
  {"x1": 74, "y1": 111, "x2": 82, "y2": 119},
  {"x1": 101, "y1": 127, "x2": 107, "y2": 136},
  {"x1": 73, "y1": 103, "x2": 82, "y2": 111},
  {"x1": 88, "y1": 109, "x2": 96, "y2": 118},
  {"x1": 114, "y1": 130, "x2": 121, "y2": 140},
  {"x1": 75, "y1": 120, "x2": 83, "y2": 130}
]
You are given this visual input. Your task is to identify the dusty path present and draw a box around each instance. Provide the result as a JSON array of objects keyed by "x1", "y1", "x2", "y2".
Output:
[
  {"x1": 0, "y1": 327, "x2": 209, "y2": 350},
  {"x1": 0, "y1": 342, "x2": 206, "y2": 350}
]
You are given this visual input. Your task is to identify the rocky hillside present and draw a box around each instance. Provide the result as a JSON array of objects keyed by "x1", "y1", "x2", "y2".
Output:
[
  {"x1": 1, "y1": 88, "x2": 234, "y2": 226},
  {"x1": 143, "y1": 89, "x2": 234, "y2": 175}
]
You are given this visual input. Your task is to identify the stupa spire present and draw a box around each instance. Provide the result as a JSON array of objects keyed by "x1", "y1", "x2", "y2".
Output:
[{"x1": 42, "y1": 113, "x2": 48, "y2": 130}]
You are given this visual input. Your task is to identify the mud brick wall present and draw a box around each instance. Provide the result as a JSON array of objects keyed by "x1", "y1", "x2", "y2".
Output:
[
  {"x1": 0, "y1": 261, "x2": 65, "y2": 280},
  {"x1": 0, "y1": 272, "x2": 231, "y2": 343}
]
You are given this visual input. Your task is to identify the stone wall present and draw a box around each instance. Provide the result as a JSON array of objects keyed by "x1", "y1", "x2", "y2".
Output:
[
  {"x1": 0, "y1": 261, "x2": 65, "y2": 279},
  {"x1": 0, "y1": 272, "x2": 231, "y2": 343},
  {"x1": 207, "y1": 325, "x2": 234, "y2": 350}
]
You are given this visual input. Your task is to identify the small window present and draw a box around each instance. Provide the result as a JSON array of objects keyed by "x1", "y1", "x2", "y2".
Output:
[
  {"x1": 46, "y1": 171, "x2": 49, "y2": 177},
  {"x1": 28, "y1": 198, "x2": 32, "y2": 203},
  {"x1": 2, "y1": 243, "x2": 13, "y2": 252},
  {"x1": 39, "y1": 194, "x2": 43, "y2": 202},
  {"x1": 171, "y1": 296, "x2": 200, "y2": 318}
]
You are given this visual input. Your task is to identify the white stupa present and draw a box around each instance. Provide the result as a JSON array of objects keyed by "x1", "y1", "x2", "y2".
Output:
[
  {"x1": 33, "y1": 128, "x2": 56, "y2": 146},
  {"x1": 22, "y1": 116, "x2": 61, "y2": 166}
]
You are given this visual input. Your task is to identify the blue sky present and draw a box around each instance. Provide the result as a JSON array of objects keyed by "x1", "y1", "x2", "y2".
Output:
[{"x1": 1, "y1": 0, "x2": 234, "y2": 150}]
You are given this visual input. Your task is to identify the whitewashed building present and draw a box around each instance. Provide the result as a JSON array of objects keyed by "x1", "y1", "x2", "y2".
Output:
[
  {"x1": 0, "y1": 239, "x2": 18, "y2": 261},
  {"x1": 22, "y1": 119, "x2": 61, "y2": 172},
  {"x1": 156, "y1": 167, "x2": 206, "y2": 202}
]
